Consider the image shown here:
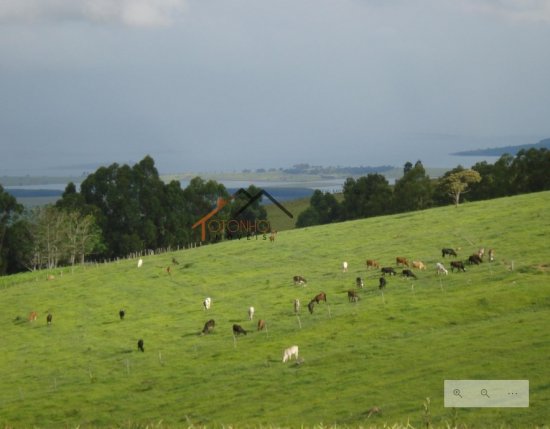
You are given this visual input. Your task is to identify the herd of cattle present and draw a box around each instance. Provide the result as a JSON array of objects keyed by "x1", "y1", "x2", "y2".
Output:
[
  {"x1": 26, "y1": 246, "x2": 495, "y2": 364},
  {"x1": 194, "y1": 246, "x2": 496, "y2": 363}
]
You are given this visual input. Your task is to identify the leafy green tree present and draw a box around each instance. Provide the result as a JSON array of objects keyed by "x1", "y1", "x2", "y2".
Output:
[
  {"x1": 341, "y1": 174, "x2": 392, "y2": 220},
  {"x1": 393, "y1": 161, "x2": 433, "y2": 212},
  {"x1": 296, "y1": 190, "x2": 340, "y2": 227},
  {"x1": 509, "y1": 148, "x2": 550, "y2": 194},
  {"x1": 439, "y1": 169, "x2": 481, "y2": 207},
  {"x1": 0, "y1": 185, "x2": 24, "y2": 275}
]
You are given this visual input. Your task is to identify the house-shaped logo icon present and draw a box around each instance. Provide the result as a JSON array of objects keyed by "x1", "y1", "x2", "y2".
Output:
[{"x1": 192, "y1": 188, "x2": 293, "y2": 241}]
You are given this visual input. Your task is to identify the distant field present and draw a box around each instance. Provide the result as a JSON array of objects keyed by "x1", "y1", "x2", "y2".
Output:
[{"x1": 1, "y1": 191, "x2": 549, "y2": 428}]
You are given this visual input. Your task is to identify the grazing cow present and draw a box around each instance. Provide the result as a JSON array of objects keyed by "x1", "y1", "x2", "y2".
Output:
[
  {"x1": 442, "y1": 248, "x2": 458, "y2": 258},
  {"x1": 269, "y1": 230, "x2": 277, "y2": 243},
  {"x1": 28, "y1": 311, "x2": 38, "y2": 322},
  {"x1": 342, "y1": 261, "x2": 348, "y2": 272},
  {"x1": 137, "y1": 258, "x2": 143, "y2": 268},
  {"x1": 396, "y1": 257, "x2": 410, "y2": 267},
  {"x1": 477, "y1": 248, "x2": 485, "y2": 259},
  {"x1": 412, "y1": 261, "x2": 426, "y2": 270},
  {"x1": 348, "y1": 290, "x2": 360, "y2": 302},
  {"x1": 47, "y1": 274, "x2": 55, "y2": 281},
  {"x1": 257, "y1": 319, "x2": 266, "y2": 331},
  {"x1": 282, "y1": 345, "x2": 299, "y2": 363},
  {"x1": 46, "y1": 313, "x2": 53, "y2": 325},
  {"x1": 202, "y1": 319, "x2": 215, "y2": 335},
  {"x1": 248, "y1": 306, "x2": 255, "y2": 320},
  {"x1": 313, "y1": 292, "x2": 327, "y2": 303},
  {"x1": 468, "y1": 254, "x2": 483, "y2": 265},
  {"x1": 379, "y1": 277, "x2": 387, "y2": 290},
  {"x1": 381, "y1": 267, "x2": 397, "y2": 276},
  {"x1": 294, "y1": 298, "x2": 301, "y2": 314},
  {"x1": 119, "y1": 309, "x2": 125, "y2": 320},
  {"x1": 137, "y1": 339, "x2": 144, "y2": 352},
  {"x1": 307, "y1": 300, "x2": 315, "y2": 314},
  {"x1": 171, "y1": 257, "x2": 179, "y2": 265},
  {"x1": 293, "y1": 275, "x2": 307, "y2": 286},
  {"x1": 233, "y1": 324, "x2": 247, "y2": 336},
  {"x1": 366, "y1": 259, "x2": 380, "y2": 269},
  {"x1": 450, "y1": 261, "x2": 466, "y2": 272},
  {"x1": 166, "y1": 266, "x2": 171, "y2": 276},
  {"x1": 203, "y1": 297, "x2": 212, "y2": 311},
  {"x1": 402, "y1": 269, "x2": 417, "y2": 279},
  {"x1": 436, "y1": 262, "x2": 448, "y2": 275},
  {"x1": 356, "y1": 277, "x2": 364, "y2": 288},
  {"x1": 488, "y1": 248, "x2": 495, "y2": 262}
]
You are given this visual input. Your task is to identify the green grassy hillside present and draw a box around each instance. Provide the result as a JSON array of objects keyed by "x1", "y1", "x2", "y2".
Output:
[{"x1": 1, "y1": 192, "x2": 549, "y2": 428}]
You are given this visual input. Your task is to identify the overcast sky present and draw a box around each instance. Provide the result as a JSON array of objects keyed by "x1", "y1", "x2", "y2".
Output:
[{"x1": 1, "y1": 0, "x2": 550, "y2": 176}]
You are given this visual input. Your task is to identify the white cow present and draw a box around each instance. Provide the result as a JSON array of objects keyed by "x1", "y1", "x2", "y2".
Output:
[
  {"x1": 248, "y1": 306, "x2": 255, "y2": 320},
  {"x1": 294, "y1": 298, "x2": 301, "y2": 314},
  {"x1": 203, "y1": 297, "x2": 212, "y2": 310},
  {"x1": 342, "y1": 261, "x2": 348, "y2": 272},
  {"x1": 436, "y1": 262, "x2": 448, "y2": 275},
  {"x1": 137, "y1": 258, "x2": 143, "y2": 268},
  {"x1": 283, "y1": 345, "x2": 299, "y2": 363}
]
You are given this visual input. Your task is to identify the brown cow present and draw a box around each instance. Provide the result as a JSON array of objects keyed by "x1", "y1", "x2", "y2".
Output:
[
  {"x1": 257, "y1": 319, "x2": 266, "y2": 331},
  {"x1": 313, "y1": 292, "x2": 327, "y2": 303},
  {"x1": 366, "y1": 259, "x2": 380, "y2": 269},
  {"x1": 28, "y1": 311, "x2": 38, "y2": 322},
  {"x1": 347, "y1": 290, "x2": 360, "y2": 302},
  {"x1": 202, "y1": 319, "x2": 216, "y2": 335},
  {"x1": 396, "y1": 257, "x2": 409, "y2": 267}
]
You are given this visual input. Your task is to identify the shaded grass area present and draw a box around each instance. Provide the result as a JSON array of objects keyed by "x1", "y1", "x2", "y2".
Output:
[{"x1": 0, "y1": 191, "x2": 549, "y2": 428}]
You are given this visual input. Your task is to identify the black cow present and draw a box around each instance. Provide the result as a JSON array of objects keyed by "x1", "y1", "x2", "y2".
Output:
[
  {"x1": 451, "y1": 261, "x2": 466, "y2": 272},
  {"x1": 46, "y1": 313, "x2": 53, "y2": 325},
  {"x1": 171, "y1": 257, "x2": 179, "y2": 265},
  {"x1": 137, "y1": 339, "x2": 144, "y2": 352},
  {"x1": 468, "y1": 254, "x2": 483, "y2": 265},
  {"x1": 442, "y1": 248, "x2": 458, "y2": 258},
  {"x1": 119, "y1": 309, "x2": 125, "y2": 320},
  {"x1": 402, "y1": 269, "x2": 417, "y2": 279},
  {"x1": 356, "y1": 277, "x2": 364, "y2": 288},
  {"x1": 381, "y1": 267, "x2": 397, "y2": 276},
  {"x1": 293, "y1": 275, "x2": 307, "y2": 286},
  {"x1": 379, "y1": 277, "x2": 387, "y2": 290},
  {"x1": 202, "y1": 319, "x2": 216, "y2": 335},
  {"x1": 232, "y1": 324, "x2": 247, "y2": 336},
  {"x1": 308, "y1": 300, "x2": 315, "y2": 314}
]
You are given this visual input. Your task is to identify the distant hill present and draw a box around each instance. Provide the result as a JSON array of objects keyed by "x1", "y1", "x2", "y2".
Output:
[{"x1": 452, "y1": 137, "x2": 550, "y2": 156}]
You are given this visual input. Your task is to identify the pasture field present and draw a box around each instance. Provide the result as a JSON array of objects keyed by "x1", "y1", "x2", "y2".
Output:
[{"x1": 1, "y1": 191, "x2": 549, "y2": 429}]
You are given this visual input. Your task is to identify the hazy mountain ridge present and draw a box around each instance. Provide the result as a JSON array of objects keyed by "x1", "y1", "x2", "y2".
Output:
[{"x1": 452, "y1": 137, "x2": 550, "y2": 156}]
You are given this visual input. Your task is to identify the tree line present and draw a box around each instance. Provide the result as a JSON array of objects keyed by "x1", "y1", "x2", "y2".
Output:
[
  {"x1": 1, "y1": 149, "x2": 548, "y2": 275},
  {"x1": 296, "y1": 148, "x2": 550, "y2": 227},
  {"x1": 0, "y1": 156, "x2": 266, "y2": 275}
]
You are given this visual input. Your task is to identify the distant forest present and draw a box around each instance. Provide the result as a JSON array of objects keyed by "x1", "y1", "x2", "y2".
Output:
[{"x1": 452, "y1": 137, "x2": 550, "y2": 156}]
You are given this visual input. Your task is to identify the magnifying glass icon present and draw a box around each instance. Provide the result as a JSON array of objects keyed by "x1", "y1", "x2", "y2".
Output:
[
  {"x1": 481, "y1": 388, "x2": 490, "y2": 398},
  {"x1": 453, "y1": 388, "x2": 463, "y2": 398}
]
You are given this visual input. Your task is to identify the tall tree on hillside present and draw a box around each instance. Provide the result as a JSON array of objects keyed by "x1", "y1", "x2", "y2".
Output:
[
  {"x1": 341, "y1": 174, "x2": 393, "y2": 220},
  {"x1": 509, "y1": 148, "x2": 550, "y2": 194},
  {"x1": 0, "y1": 185, "x2": 23, "y2": 275},
  {"x1": 440, "y1": 169, "x2": 481, "y2": 207},
  {"x1": 393, "y1": 161, "x2": 433, "y2": 212},
  {"x1": 295, "y1": 190, "x2": 341, "y2": 228}
]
